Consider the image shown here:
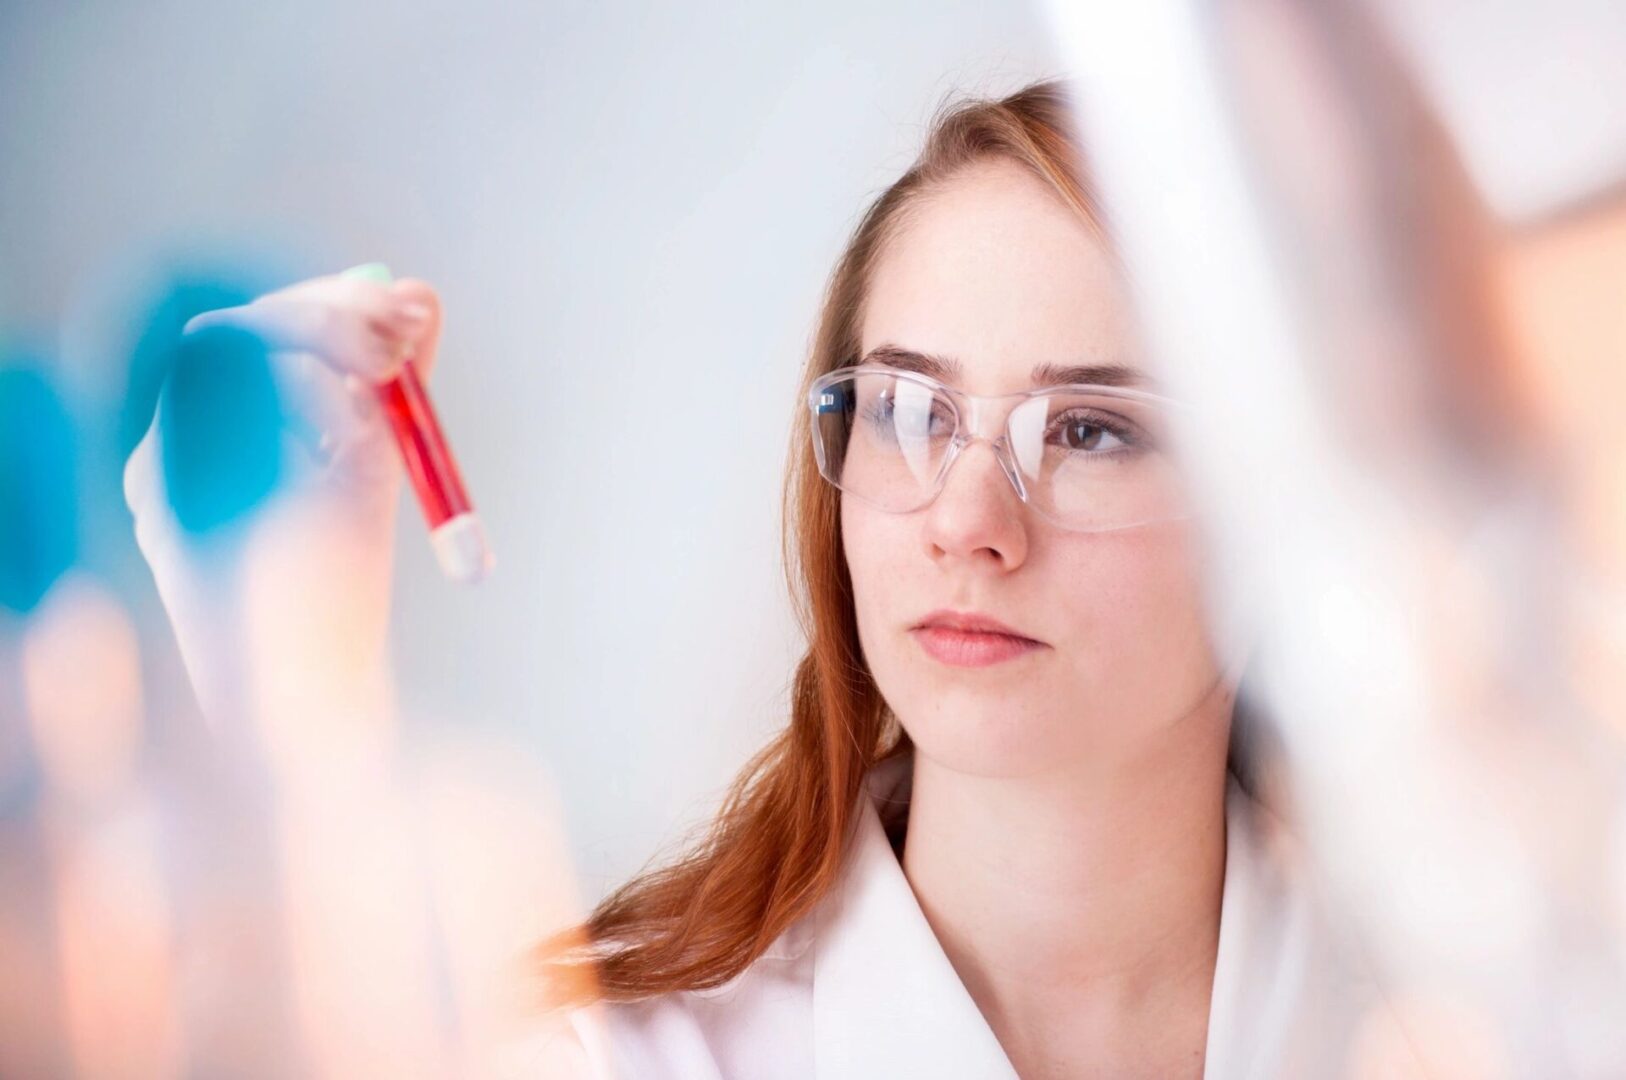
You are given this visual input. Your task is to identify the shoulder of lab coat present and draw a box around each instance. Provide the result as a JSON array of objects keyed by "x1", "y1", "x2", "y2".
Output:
[{"x1": 535, "y1": 752, "x2": 1415, "y2": 1079}]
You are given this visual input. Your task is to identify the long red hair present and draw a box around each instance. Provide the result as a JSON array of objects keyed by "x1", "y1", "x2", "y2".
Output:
[{"x1": 536, "y1": 78, "x2": 1101, "y2": 1007}]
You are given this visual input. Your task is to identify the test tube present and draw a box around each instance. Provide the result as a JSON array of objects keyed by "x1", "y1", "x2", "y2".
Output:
[{"x1": 340, "y1": 262, "x2": 493, "y2": 584}]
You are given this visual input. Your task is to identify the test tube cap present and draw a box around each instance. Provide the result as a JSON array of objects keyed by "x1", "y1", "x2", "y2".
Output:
[{"x1": 430, "y1": 512, "x2": 495, "y2": 585}]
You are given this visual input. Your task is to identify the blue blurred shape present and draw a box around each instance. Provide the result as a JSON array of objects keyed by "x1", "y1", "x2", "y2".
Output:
[
  {"x1": 118, "y1": 277, "x2": 256, "y2": 460},
  {"x1": 157, "y1": 324, "x2": 286, "y2": 534},
  {"x1": 0, "y1": 365, "x2": 79, "y2": 615}
]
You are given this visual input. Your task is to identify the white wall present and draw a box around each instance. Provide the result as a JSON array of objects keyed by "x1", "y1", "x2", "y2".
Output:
[{"x1": 0, "y1": 1, "x2": 1061, "y2": 900}]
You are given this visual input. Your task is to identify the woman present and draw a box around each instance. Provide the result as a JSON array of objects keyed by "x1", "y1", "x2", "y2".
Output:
[{"x1": 132, "y1": 81, "x2": 1404, "y2": 1077}]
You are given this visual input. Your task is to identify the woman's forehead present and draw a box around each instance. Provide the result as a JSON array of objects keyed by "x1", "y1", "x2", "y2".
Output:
[{"x1": 860, "y1": 159, "x2": 1139, "y2": 393}]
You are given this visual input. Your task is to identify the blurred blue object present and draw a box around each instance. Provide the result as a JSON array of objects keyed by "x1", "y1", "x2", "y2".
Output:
[
  {"x1": 118, "y1": 278, "x2": 257, "y2": 460},
  {"x1": 0, "y1": 364, "x2": 78, "y2": 615},
  {"x1": 157, "y1": 324, "x2": 286, "y2": 534}
]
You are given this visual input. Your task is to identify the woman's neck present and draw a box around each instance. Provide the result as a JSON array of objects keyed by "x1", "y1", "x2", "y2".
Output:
[{"x1": 899, "y1": 685, "x2": 1233, "y2": 1078}]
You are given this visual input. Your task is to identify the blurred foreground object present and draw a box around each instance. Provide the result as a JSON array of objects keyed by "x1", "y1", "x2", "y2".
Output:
[
  {"x1": 1047, "y1": 0, "x2": 1626, "y2": 1074},
  {"x1": 1, "y1": 265, "x2": 600, "y2": 1076},
  {"x1": 2, "y1": 566, "x2": 602, "y2": 1076}
]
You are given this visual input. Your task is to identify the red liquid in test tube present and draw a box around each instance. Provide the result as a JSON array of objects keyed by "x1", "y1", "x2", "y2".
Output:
[{"x1": 378, "y1": 358, "x2": 493, "y2": 583}]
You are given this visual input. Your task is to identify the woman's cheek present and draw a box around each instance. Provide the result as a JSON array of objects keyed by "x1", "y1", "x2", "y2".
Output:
[
  {"x1": 841, "y1": 501, "x2": 897, "y2": 663},
  {"x1": 845, "y1": 506, "x2": 945, "y2": 713},
  {"x1": 1051, "y1": 527, "x2": 1218, "y2": 710}
]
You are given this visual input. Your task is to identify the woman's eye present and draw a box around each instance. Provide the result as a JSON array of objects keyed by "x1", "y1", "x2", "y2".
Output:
[{"x1": 1049, "y1": 412, "x2": 1137, "y2": 454}]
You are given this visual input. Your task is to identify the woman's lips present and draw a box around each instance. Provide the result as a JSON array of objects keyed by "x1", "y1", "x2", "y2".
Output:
[{"x1": 910, "y1": 626, "x2": 1046, "y2": 668}]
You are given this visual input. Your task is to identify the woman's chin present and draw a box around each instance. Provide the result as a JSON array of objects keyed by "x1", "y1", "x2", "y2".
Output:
[{"x1": 901, "y1": 710, "x2": 1095, "y2": 781}]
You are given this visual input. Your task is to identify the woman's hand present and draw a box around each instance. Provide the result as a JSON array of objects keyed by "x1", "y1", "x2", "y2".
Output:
[
  {"x1": 123, "y1": 270, "x2": 444, "y2": 729},
  {"x1": 106, "y1": 277, "x2": 603, "y2": 1075}
]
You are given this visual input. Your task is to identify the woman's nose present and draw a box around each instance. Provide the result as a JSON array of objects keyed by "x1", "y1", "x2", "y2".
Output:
[{"x1": 919, "y1": 439, "x2": 1029, "y2": 570}]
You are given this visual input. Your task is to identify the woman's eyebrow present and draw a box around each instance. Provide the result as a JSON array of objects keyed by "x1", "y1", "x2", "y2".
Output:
[{"x1": 860, "y1": 344, "x2": 1150, "y2": 388}]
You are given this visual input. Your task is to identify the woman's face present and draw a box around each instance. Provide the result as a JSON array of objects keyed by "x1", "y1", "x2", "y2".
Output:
[{"x1": 843, "y1": 158, "x2": 1228, "y2": 780}]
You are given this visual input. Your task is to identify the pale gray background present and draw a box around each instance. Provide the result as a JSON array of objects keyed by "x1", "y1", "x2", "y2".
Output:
[{"x1": 0, "y1": 1, "x2": 1061, "y2": 900}]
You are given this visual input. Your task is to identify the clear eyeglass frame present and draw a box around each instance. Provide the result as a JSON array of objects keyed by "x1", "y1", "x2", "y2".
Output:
[{"x1": 806, "y1": 363, "x2": 1194, "y2": 533}]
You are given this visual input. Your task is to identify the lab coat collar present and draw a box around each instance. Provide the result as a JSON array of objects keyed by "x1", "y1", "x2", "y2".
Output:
[
  {"x1": 810, "y1": 748, "x2": 1274, "y2": 1079},
  {"x1": 812, "y1": 750, "x2": 1020, "y2": 1077}
]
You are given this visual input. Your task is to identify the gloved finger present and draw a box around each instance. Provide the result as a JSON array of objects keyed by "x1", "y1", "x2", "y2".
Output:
[{"x1": 383, "y1": 278, "x2": 444, "y2": 383}]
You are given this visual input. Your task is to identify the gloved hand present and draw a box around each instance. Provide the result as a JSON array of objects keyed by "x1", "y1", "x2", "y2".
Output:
[{"x1": 123, "y1": 269, "x2": 444, "y2": 731}]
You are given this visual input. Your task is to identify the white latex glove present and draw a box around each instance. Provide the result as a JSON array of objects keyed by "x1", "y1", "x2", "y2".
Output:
[
  {"x1": 123, "y1": 270, "x2": 444, "y2": 734},
  {"x1": 115, "y1": 276, "x2": 605, "y2": 1077}
]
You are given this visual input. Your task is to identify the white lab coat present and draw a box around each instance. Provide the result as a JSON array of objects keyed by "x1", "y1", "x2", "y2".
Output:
[{"x1": 518, "y1": 749, "x2": 1408, "y2": 1079}]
